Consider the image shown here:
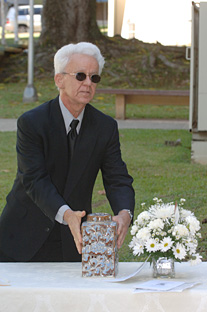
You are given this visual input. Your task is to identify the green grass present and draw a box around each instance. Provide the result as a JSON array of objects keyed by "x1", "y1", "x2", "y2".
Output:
[
  {"x1": 1, "y1": 30, "x2": 190, "y2": 120},
  {"x1": 0, "y1": 79, "x2": 57, "y2": 118},
  {"x1": 0, "y1": 32, "x2": 189, "y2": 120},
  {"x1": 1, "y1": 129, "x2": 206, "y2": 261},
  {"x1": 0, "y1": 78, "x2": 189, "y2": 120},
  {"x1": 91, "y1": 129, "x2": 207, "y2": 261},
  {"x1": 0, "y1": 132, "x2": 17, "y2": 206}
]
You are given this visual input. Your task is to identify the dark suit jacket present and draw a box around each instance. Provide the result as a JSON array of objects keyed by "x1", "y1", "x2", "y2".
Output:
[{"x1": 0, "y1": 96, "x2": 135, "y2": 261}]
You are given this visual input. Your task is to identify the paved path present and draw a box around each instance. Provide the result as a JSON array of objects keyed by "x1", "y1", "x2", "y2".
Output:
[
  {"x1": 0, "y1": 119, "x2": 18, "y2": 132},
  {"x1": 0, "y1": 118, "x2": 189, "y2": 132},
  {"x1": 117, "y1": 119, "x2": 189, "y2": 130}
]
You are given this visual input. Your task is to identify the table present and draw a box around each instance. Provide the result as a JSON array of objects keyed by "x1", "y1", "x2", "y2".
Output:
[{"x1": 0, "y1": 262, "x2": 206, "y2": 312}]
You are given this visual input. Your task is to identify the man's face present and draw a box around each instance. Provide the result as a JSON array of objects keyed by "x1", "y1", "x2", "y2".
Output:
[{"x1": 55, "y1": 54, "x2": 99, "y2": 116}]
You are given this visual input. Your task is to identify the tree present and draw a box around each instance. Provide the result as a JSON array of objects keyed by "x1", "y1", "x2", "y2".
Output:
[{"x1": 39, "y1": 0, "x2": 104, "y2": 48}]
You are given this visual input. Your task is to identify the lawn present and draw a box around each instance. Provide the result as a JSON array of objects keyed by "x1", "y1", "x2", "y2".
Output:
[
  {"x1": 1, "y1": 129, "x2": 207, "y2": 262},
  {"x1": 0, "y1": 33, "x2": 190, "y2": 120},
  {"x1": 0, "y1": 78, "x2": 189, "y2": 120}
]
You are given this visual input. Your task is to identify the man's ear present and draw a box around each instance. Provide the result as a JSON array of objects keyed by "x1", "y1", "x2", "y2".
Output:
[{"x1": 54, "y1": 73, "x2": 64, "y2": 89}]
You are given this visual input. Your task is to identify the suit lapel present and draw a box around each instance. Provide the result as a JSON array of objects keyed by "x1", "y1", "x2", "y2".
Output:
[
  {"x1": 49, "y1": 97, "x2": 69, "y2": 184},
  {"x1": 63, "y1": 104, "x2": 98, "y2": 201}
]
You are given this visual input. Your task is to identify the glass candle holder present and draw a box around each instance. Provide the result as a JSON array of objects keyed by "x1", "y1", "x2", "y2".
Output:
[{"x1": 152, "y1": 257, "x2": 175, "y2": 278}]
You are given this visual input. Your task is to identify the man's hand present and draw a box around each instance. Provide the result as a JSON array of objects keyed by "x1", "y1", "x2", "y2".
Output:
[
  {"x1": 112, "y1": 210, "x2": 131, "y2": 249},
  {"x1": 63, "y1": 209, "x2": 86, "y2": 254}
]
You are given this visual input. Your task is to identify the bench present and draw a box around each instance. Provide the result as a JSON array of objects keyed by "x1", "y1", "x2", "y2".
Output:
[{"x1": 95, "y1": 89, "x2": 189, "y2": 120}]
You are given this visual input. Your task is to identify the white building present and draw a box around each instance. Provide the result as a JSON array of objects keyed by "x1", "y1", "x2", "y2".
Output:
[{"x1": 108, "y1": 0, "x2": 192, "y2": 46}]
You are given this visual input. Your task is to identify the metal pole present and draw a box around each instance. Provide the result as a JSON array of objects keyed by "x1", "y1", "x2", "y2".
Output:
[
  {"x1": 1, "y1": 0, "x2": 5, "y2": 45},
  {"x1": 23, "y1": 0, "x2": 38, "y2": 103},
  {"x1": 14, "y1": 0, "x2": 18, "y2": 43}
]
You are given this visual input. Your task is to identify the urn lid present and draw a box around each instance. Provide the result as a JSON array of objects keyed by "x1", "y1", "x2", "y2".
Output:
[{"x1": 86, "y1": 213, "x2": 112, "y2": 222}]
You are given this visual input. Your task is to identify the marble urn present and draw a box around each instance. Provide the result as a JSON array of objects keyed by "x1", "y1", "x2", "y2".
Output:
[{"x1": 81, "y1": 213, "x2": 118, "y2": 277}]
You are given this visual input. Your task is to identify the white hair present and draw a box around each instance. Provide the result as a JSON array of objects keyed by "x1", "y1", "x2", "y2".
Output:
[{"x1": 54, "y1": 42, "x2": 105, "y2": 75}]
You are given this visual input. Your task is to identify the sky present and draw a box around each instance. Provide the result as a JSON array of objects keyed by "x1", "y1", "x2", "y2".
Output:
[{"x1": 121, "y1": 0, "x2": 194, "y2": 46}]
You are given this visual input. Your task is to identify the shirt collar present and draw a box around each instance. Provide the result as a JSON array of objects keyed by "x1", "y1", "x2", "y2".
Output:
[{"x1": 59, "y1": 96, "x2": 84, "y2": 134}]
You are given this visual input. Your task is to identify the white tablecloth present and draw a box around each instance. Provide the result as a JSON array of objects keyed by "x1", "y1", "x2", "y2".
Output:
[{"x1": 0, "y1": 262, "x2": 206, "y2": 312}]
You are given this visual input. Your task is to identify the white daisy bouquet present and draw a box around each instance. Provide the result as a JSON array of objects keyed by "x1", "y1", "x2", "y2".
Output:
[{"x1": 129, "y1": 198, "x2": 202, "y2": 265}]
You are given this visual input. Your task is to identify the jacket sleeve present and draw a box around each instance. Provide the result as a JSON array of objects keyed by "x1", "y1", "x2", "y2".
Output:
[
  {"x1": 16, "y1": 113, "x2": 66, "y2": 222},
  {"x1": 101, "y1": 121, "x2": 135, "y2": 216}
]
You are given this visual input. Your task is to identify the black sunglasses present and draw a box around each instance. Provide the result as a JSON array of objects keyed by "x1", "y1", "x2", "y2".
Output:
[{"x1": 62, "y1": 72, "x2": 101, "y2": 83}]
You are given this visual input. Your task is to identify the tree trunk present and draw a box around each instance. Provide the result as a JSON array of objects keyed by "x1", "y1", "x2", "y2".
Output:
[{"x1": 39, "y1": 0, "x2": 104, "y2": 48}]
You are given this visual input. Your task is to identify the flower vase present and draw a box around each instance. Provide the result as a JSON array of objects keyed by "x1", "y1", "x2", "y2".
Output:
[{"x1": 152, "y1": 257, "x2": 175, "y2": 278}]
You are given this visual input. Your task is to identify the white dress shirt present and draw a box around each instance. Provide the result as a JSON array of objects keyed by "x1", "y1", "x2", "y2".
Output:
[{"x1": 55, "y1": 96, "x2": 84, "y2": 224}]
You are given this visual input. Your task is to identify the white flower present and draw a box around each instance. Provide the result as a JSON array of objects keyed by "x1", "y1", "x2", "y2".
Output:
[
  {"x1": 185, "y1": 241, "x2": 197, "y2": 255},
  {"x1": 180, "y1": 208, "x2": 193, "y2": 219},
  {"x1": 186, "y1": 216, "x2": 200, "y2": 234},
  {"x1": 150, "y1": 204, "x2": 174, "y2": 220},
  {"x1": 173, "y1": 243, "x2": 187, "y2": 260},
  {"x1": 130, "y1": 224, "x2": 138, "y2": 236},
  {"x1": 129, "y1": 198, "x2": 202, "y2": 266},
  {"x1": 197, "y1": 232, "x2": 202, "y2": 238},
  {"x1": 148, "y1": 219, "x2": 164, "y2": 230},
  {"x1": 145, "y1": 238, "x2": 160, "y2": 252},
  {"x1": 136, "y1": 227, "x2": 151, "y2": 240},
  {"x1": 128, "y1": 236, "x2": 137, "y2": 248},
  {"x1": 129, "y1": 236, "x2": 145, "y2": 256},
  {"x1": 189, "y1": 254, "x2": 202, "y2": 266},
  {"x1": 133, "y1": 243, "x2": 145, "y2": 256},
  {"x1": 137, "y1": 211, "x2": 150, "y2": 225},
  {"x1": 173, "y1": 224, "x2": 189, "y2": 237},
  {"x1": 160, "y1": 237, "x2": 173, "y2": 252}
]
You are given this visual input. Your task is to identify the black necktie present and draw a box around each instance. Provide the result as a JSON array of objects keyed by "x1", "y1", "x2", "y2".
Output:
[{"x1": 67, "y1": 119, "x2": 79, "y2": 161}]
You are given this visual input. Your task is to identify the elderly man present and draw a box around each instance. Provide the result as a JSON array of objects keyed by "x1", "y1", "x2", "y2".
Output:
[{"x1": 0, "y1": 42, "x2": 135, "y2": 262}]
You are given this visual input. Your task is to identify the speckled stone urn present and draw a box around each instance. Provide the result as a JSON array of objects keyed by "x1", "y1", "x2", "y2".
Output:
[{"x1": 81, "y1": 213, "x2": 118, "y2": 277}]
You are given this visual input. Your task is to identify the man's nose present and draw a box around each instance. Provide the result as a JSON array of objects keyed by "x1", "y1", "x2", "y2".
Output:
[{"x1": 83, "y1": 75, "x2": 92, "y2": 85}]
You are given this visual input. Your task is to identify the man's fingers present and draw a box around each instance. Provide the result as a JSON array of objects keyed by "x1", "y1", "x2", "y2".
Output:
[
  {"x1": 112, "y1": 215, "x2": 121, "y2": 234},
  {"x1": 71, "y1": 228, "x2": 83, "y2": 254},
  {"x1": 117, "y1": 235, "x2": 124, "y2": 249},
  {"x1": 116, "y1": 224, "x2": 126, "y2": 249},
  {"x1": 112, "y1": 212, "x2": 131, "y2": 249},
  {"x1": 64, "y1": 210, "x2": 86, "y2": 254},
  {"x1": 74, "y1": 237, "x2": 82, "y2": 254},
  {"x1": 80, "y1": 210, "x2": 86, "y2": 218}
]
